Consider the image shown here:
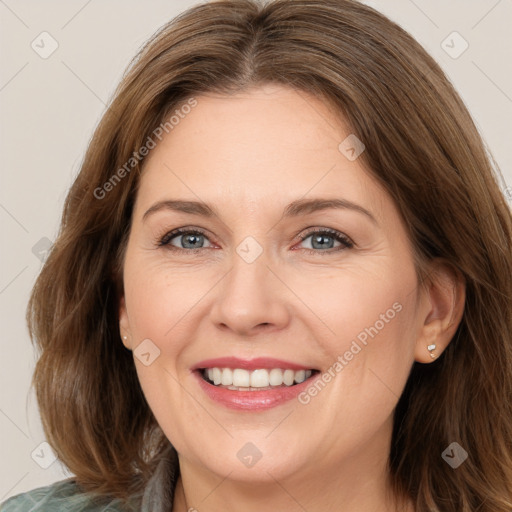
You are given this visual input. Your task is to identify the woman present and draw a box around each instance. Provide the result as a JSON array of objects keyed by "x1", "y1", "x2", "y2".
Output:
[{"x1": 2, "y1": 0, "x2": 511, "y2": 510}]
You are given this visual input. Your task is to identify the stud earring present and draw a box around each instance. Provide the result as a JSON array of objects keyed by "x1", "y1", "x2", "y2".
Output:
[
  {"x1": 427, "y1": 343, "x2": 437, "y2": 359},
  {"x1": 122, "y1": 335, "x2": 128, "y2": 341}
]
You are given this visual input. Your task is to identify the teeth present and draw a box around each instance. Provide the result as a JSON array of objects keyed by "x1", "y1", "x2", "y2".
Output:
[
  {"x1": 221, "y1": 368, "x2": 233, "y2": 386},
  {"x1": 294, "y1": 369, "x2": 306, "y2": 384},
  {"x1": 283, "y1": 369, "x2": 295, "y2": 386},
  {"x1": 212, "y1": 367, "x2": 222, "y2": 385},
  {"x1": 269, "y1": 368, "x2": 283, "y2": 386},
  {"x1": 202, "y1": 367, "x2": 314, "y2": 388},
  {"x1": 233, "y1": 369, "x2": 250, "y2": 387},
  {"x1": 250, "y1": 369, "x2": 269, "y2": 388}
]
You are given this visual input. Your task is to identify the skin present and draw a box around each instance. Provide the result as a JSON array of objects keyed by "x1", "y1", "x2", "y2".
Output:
[{"x1": 119, "y1": 84, "x2": 465, "y2": 512}]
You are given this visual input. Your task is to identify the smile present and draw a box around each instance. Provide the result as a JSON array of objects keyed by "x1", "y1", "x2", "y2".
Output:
[
  {"x1": 201, "y1": 367, "x2": 315, "y2": 390},
  {"x1": 191, "y1": 357, "x2": 321, "y2": 410}
]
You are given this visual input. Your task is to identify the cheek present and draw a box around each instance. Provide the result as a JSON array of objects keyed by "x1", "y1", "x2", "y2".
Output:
[
  {"x1": 293, "y1": 260, "x2": 416, "y2": 352},
  {"x1": 303, "y1": 257, "x2": 418, "y2": 397},
  {"x1": 124, "y1": 257, "x2": 208, "y2": 341},
  {"x1": 301, "y1": 278, "x2": 418, "y2": 448},
  {"x1": 339, "y1": 279, "x2": 418, "y2": 402},
  {"x1": 123, "y1": 262, "x2": 199, "y2": 445}
]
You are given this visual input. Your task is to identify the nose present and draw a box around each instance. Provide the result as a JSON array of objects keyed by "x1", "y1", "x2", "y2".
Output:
[{"x1": 209, "y1": 248, "x2": 291, "y2": 337}]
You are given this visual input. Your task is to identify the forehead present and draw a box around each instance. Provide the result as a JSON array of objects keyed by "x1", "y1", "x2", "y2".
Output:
[{"x1": 134, "y1": 84, "x2": 388, "y2": 222}]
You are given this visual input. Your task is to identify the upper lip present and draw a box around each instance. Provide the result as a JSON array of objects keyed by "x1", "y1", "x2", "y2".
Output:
[{"x1": 191, "y1": 357, "x2": 316, "y2": 371}]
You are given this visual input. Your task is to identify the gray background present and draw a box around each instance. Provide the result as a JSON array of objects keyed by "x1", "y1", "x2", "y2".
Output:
[{"x1": 1, "y1": 0, "x2": 511, "y2": 501}]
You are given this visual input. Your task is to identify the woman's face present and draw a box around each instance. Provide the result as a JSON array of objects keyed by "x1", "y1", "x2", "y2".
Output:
[{"x1": 119, "y1": 84, "x2": 428, "y2": 484}]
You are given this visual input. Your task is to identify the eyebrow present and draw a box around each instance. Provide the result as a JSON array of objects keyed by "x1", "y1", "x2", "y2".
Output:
[{"x1": 142, "y1": 198, "x2": 378, "y2": 225}]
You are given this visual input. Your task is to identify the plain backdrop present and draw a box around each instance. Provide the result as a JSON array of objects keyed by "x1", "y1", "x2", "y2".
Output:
[{"x1": 1, "y1": 0, "x2": 511, "y2": 502}]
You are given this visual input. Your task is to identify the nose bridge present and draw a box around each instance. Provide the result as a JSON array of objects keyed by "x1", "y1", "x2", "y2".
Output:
[
  {"x1": 209, "y1": 234, "x2": 290, "y2": 335},
  {"x1": 230, "y1": 236, "x2": 270, "y2": 297}
]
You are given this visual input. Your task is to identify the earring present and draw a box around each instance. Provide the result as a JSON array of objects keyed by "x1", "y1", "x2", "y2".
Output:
[
  {"x1": 122, "y1": 335, "x2": 128, "y2": 341},
  {"x1": 427, "y1": 343, "x2": 437, "y2": 359}
]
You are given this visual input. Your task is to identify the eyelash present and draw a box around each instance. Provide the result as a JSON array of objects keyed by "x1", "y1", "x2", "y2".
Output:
[{"x1": 157, "y1": 227, "x2": 354, "y2": 255}]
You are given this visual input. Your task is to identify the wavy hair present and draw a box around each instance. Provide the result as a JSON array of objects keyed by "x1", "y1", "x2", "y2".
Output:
[{"x1": 26, "y1": 0, "x2": 512, "y2": 510}]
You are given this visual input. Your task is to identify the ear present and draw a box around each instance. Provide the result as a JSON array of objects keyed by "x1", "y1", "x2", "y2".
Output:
[
  {"x1": 414, "y1": 259, "x2": 466, "y2": 363},
  {"x1": 119, "y1": 295, "x2": 132, "y2": 350}
]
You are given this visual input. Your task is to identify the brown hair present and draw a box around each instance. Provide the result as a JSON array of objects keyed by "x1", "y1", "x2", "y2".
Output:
[{"x1": 27, "y1": 0, "x2": 512, "y2": 510}]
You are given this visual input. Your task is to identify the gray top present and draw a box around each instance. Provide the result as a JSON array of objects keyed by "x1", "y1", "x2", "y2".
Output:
[{"x1": 0, "y1": 444, "x2": 180, "y2": 512}]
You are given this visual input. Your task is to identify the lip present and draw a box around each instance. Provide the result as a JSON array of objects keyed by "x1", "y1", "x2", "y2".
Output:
[
  {"x1": 191, "y1": 356, "x2": 314, "y2": 372},
  {"x1": 193, "y1": 371, "x2": 319, "y2": 411}
]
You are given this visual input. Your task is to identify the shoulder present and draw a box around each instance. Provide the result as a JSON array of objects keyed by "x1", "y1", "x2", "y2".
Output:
[{"x1": 0, "y1": 478, "x2": 136, "y2": 511}]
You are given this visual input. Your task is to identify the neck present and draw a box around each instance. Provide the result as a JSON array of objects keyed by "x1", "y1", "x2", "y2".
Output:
[{"x1": 173, "y1": 465, "x2": 412, "y2": 512}]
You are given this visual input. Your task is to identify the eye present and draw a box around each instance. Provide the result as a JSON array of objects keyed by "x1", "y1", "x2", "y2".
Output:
[
  {"x1": 296, "y1": 228, "x2": 354, "y2": 254},
  {"x1": 158, "y1": 227, "x2": 213, "y2": 251},
  {"x1": 157, "y1": 227, "x2": 354, "y2": 254}
]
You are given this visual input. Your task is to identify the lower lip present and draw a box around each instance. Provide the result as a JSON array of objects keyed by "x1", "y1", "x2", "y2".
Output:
[{"x1": 193, "y1": 370, "x2": 319, "y2": 411}]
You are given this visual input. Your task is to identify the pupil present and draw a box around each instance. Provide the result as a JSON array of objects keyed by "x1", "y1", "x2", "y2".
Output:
[{"x1": 183, "y1": 234, "x2": 202, "y2": 249}]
